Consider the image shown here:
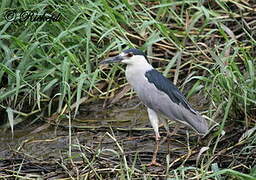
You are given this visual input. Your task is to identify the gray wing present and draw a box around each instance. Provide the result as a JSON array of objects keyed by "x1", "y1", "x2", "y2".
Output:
[{"x1": 137, "y1": 70, "x2": 208, "y2": 134}]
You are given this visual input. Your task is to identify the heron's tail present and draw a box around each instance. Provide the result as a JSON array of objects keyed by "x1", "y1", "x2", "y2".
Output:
[{"x1": 185, "y1": 112, "x2": 208, "y2": 135}]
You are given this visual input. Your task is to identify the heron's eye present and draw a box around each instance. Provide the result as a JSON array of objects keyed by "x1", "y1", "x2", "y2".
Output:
[{"x1": 126, "y1": 52, "x2": 133, "y2": 58}]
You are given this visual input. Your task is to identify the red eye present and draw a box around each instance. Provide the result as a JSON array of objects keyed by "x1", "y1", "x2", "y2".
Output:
[{"x1": 127, "y1": 52, "x2": 133, "y2": 57}]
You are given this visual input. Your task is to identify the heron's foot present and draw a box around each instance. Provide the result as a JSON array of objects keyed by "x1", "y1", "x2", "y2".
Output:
[{"x1": 146, "y1": 160, "x2": 162, "y2": 167}]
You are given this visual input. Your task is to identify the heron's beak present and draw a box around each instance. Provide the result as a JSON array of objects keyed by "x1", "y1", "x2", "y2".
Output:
[{"x1": 100, "y1": 54, "x2": 124, "y2": 64}]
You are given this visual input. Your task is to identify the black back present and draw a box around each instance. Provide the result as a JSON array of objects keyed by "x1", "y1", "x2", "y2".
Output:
[{"x1": 145, "y1": 69, "x2": 196, "y2": 114}]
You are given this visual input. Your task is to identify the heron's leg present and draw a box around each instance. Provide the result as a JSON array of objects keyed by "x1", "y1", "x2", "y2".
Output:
[
  {"x1": 146, "y1": 108, "x2": 161, "y2": 166},
  {"x1": 160, "y1": 125, "x2": 179, "y2": 144},
  {"x1": 147, "y1": 108, "x2": 160, "y2": 140},
  {"x1": 162, "y1": 117, "x2": 170, "y2": 135},
  {"x1": 160, "y1": 117, "x2": 170, "y2": 144}
]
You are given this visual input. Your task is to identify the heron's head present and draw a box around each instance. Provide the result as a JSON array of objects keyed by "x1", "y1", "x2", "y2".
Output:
[{"x1": 100, "y1": 48, "x2": 148, "y2": 65}]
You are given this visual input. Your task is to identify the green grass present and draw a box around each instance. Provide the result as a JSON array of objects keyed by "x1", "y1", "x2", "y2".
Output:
[{"x1": 0, "y1": 0, "x2": 255, "y2": 179}]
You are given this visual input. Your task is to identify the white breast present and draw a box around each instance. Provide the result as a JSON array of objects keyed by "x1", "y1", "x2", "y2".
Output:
[{"x1": 125, "y1": 64, "x2": 152, "y2": 90}]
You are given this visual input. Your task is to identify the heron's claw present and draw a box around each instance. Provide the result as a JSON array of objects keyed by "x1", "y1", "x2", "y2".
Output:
[{"x1": 146, "y1": 160, "x2": 162, "y2": 167}]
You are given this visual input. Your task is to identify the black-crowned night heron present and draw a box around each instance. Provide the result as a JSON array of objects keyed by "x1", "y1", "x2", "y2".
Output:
[{"x1": 100, "y1": 48, "x2": 208, "y2": 166}]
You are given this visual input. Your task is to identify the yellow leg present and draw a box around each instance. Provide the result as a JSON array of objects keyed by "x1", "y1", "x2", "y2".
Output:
[
  {"x1": 147, "y1": 136, "x2": 161, "y2": 166},
  {"x1": 146, "y1": 108, "x2": 162, "y2": 166}
]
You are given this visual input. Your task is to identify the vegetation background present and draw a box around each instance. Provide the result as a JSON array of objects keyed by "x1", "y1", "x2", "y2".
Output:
[{"x1": 0, "y1": 0, "x2": 255, "y2": 179}]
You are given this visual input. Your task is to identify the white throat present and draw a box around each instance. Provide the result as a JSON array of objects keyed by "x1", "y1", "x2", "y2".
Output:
[{"x1": 124, "y1": 55, "x2": 153, "y2": 88}]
